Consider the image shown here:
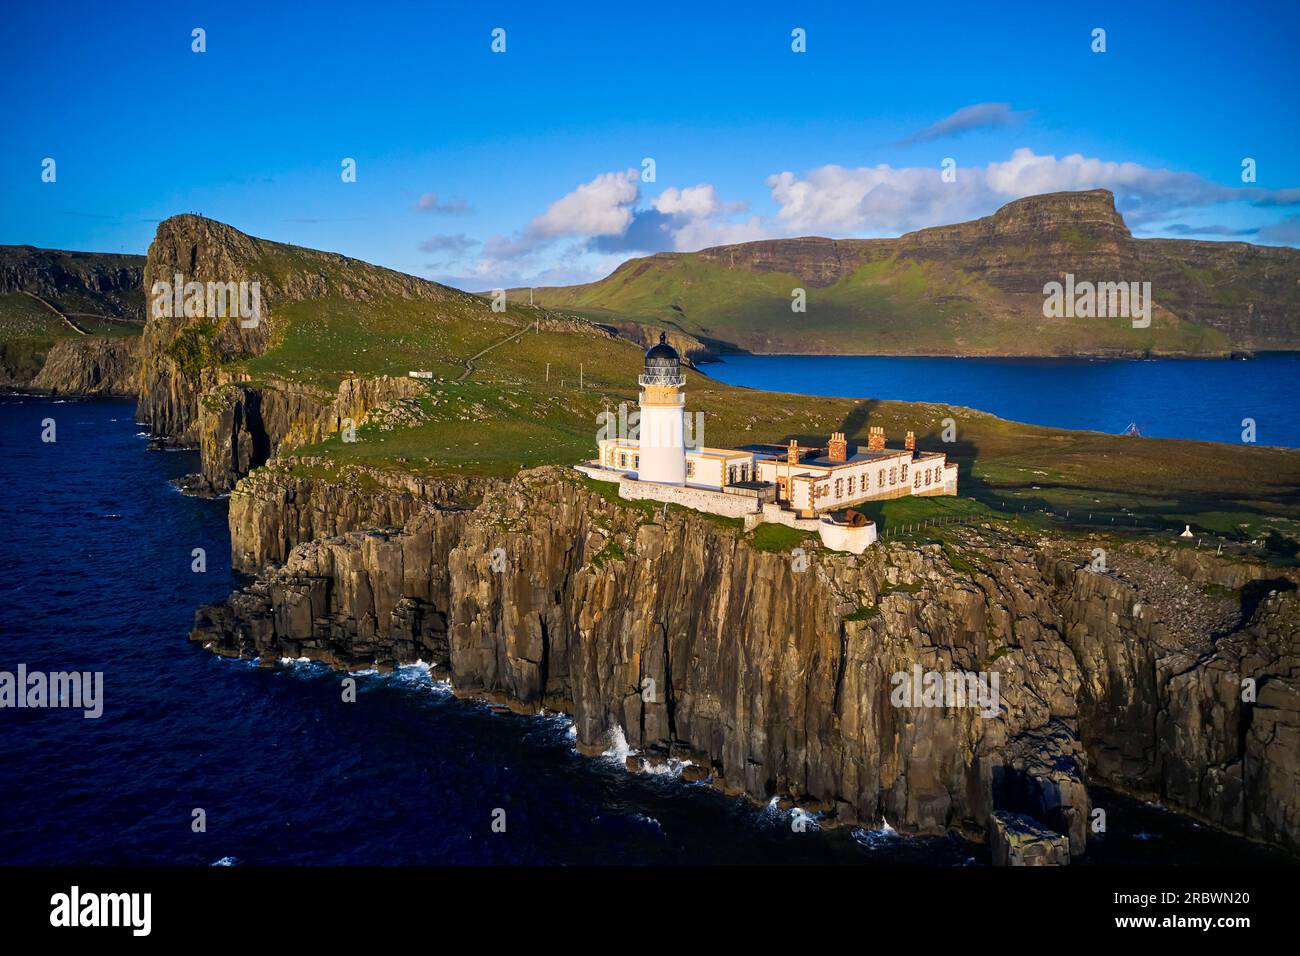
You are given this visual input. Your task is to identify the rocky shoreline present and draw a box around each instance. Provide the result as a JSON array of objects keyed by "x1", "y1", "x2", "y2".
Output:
[{"x1": 188, "y1": 462, "x2": 1300, "y2": 862}]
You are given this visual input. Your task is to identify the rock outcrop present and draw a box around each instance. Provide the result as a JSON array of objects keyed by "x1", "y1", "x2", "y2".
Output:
[
  {"x1": 988, "y1": 811, "x2": 1072, "y2": 865},
  {"x1": 192, "y1": 465, "x2": 1300, "y2": 856},
  {"x1": 0, "y1": 245, "x2": 144, "y2": 318},
  {"x1": 188, "y1": 373, "x2": 432, "y2": 494},
  {"x1": 1, "y1": 244, "x2": 145, "y2": 388},
  {"x1": 30, "y1": 335, "x2": 141, "y2": 397},
  {"x1": 134, "y1": 214, "x2": 481, "y2": 447},
  {"x1": 228, "y1": 457, "x2": 496, "y2": 571}
]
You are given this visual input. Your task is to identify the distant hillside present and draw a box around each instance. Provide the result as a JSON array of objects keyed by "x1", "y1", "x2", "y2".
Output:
[
  {"x1": 0, "y1": 245, "x2": 145, "y2": 385},
  {"x1": 516, "y1": 190, "x2": 1300, "y2": 357}
]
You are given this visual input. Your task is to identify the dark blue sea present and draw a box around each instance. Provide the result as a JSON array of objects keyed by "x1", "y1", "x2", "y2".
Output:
[
  {"x1": 0, "y1": 397, "x2": 1292, "y2": 865},
  {"x1": 705, "y1": 352, "x2": 1300, "y2": 448}
]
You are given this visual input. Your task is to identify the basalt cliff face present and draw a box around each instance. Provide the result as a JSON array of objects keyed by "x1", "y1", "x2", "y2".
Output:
[
  {"x1": 0, "y1": 245, "x2": 145, "y2": 387},
  {"x1": 193, "y1": 466, "x2": 1300, "y2": 857},
  {"x1": 186, "y1": 372, "x2": 430, "y2": 495},
  {"x1": 29, "y1": 335, "x2": 141, "y2": 397},
  {"x1": 128, "y1": 215, "x2": 497, "y2": 493},
  {"x1": 0, "y1": 245, "x2": 144, "y2": 316},
  {"x1": 136, "y1": 215, "x2": 476, "y2": 447}
]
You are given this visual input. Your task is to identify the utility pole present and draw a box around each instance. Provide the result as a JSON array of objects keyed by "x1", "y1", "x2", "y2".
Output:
[{"x1": 545, "y1": 363, "x2": 550, "y2": 382}]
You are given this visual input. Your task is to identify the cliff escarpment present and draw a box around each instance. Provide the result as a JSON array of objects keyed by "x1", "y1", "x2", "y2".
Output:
[
  {"x1": 193, "y1": 466, "x2": 1299, "y2": 856},
  {"x1": 0, "y1": 245, "x2": 144, "y2": 318},
  {"x1": 187, "y1": 373, "x2": 433, "y2": 494},
  {"x1": 135, "y1": 214, "x2": 480, "y2": 446},
  {"x1": 1, "y1": 244, "x2": 145, "y2": 388},
  {"x1": 29, "y1": 335, "x2": 141, "y2": 397},
  {"x1": 228, "y1": 457, "x2": 498, "y2": 571}
]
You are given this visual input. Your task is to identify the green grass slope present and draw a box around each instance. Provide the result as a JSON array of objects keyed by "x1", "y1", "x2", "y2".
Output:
[{"x1": 517, "y1": 190, "x2": 1297, "y2": 357}]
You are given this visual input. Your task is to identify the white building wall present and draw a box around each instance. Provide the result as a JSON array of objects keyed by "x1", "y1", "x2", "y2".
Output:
[
  {"x1": 637, "y1": 401, "x2": 685, "y2": 485},
  {"x1": 686, "y1": 453, "x2": 723, "y2": 489}
]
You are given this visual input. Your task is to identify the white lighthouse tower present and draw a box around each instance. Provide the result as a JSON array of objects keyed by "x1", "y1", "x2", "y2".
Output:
[{"x1": 636, "y1": 333, "x2": 687, "y2": 485}]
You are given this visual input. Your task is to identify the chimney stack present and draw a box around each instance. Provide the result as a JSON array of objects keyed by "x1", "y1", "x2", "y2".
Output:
[
  {"x1": 787, "y1": 439, "x2": 800, "y2": 464},
  {"x1": 905, "y1": 430, "x2": 915, "y2": 452},
  {"x1": 867, "y1": 426, "x2": 885, "y2": 451},
  {"x1": 827, "y1": 431, "x2": 847, "y2": 463}
]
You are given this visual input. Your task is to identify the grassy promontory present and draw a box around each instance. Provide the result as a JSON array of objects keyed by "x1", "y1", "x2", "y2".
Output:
[{"x1": 241, "y1": 301, "x2": 1299, "y2": 561}]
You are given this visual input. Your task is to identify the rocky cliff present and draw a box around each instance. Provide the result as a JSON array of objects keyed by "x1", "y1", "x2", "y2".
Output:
[
  {"x1": 135, "y1": 214, "x2": 479, "y2": 447},
  {"x1": 186, "y1": 373, "x2": 433, "y2": 494},
  {"x1": 29, "y1": 335, "x2": 141, "y2": 397},
  {"x1": 192, "y1": 466, "x2": 1299, "y2": 857},
  {"x1": 0, "y1": 245, "x2": 145, "y2": 388},
  {"x1": 130, "y1": 214, "x2": 512, "y2": 493},
  {"x1": 0, "y1": 245, "x2": 144, "y2": 318},
  {"x1": 227, "y1": 457, "x2": 496, "y2": 571}
]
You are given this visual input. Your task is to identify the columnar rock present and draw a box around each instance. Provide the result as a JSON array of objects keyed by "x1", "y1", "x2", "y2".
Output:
[
  {"x1": 31, "y1": 336, "x2": 141, "y2": 397},
  {"x1": 192, "y1": 464, "x2": 1300, "y2": 854},
  {"x1": 988, "y1": 811, "x2": 1071, "y2": 866}
]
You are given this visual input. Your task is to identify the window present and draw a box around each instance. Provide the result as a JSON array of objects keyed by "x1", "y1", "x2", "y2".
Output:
[
  {"x1": 619, "y1": 453, "x2": 627, "y2": 468},
  {"x1": 901, "y1": 463, "x2": 908, "y2": 481},
  {"x1": 914, "y1": 472, "x2": 921, "y2": 488},
  {"x1": 889, "y1": 466, "x2": 896, "y2": 485},
  {"x1": 878, "y1": 470, "x2": 886, "y2": 488},
  {"x1": 634, "y1": 455, "x2": 640, "y2": 469},
  {"x1": 925, "y1": 468, "x2": 931, "y2": 486},
  {"x1": 835, "y1": 478, "x2": 843, "y2": 497},
  {"x1": 687, "y1": 460, "x2": 695, "y2": 478},
  {"x1": 847, "y1": 476, "x2": 855, "y2": 496}
]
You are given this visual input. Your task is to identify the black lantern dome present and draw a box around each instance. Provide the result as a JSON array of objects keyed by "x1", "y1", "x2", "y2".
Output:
[
  {"x1": 644, "y1": 332, "x2": 679, "y2": 367},
  {"x1": 640, "y1": 332, "x2": 684, "y2": 386}
]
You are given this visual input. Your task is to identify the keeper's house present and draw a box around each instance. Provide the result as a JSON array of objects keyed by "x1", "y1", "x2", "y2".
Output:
[{"x1": 755, "y1": 428, "x2": 958, "y2": 513}]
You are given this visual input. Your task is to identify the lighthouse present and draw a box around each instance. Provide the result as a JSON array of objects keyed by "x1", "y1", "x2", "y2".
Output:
[{"x1": 636, "y1": 333, "x2": 687, "y2": 484}]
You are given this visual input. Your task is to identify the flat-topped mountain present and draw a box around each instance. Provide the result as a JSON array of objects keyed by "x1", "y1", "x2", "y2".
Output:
[{"x1": 518, "y1": 190, "x2": 1300, "y2": 357}]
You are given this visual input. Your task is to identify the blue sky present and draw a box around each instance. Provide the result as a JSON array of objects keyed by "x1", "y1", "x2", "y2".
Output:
[{"x1": 2, "y1": 0, "x2": 1298, "y2": 288}]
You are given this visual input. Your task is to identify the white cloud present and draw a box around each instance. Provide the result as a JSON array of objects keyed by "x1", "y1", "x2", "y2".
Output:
[
  {"x1": 527, "y1": 169, "x2": 640, "y2": 238},
  {"x1": 765, "y1": 148, "x2": 1297, "y2": 236},
  {"x1": 653, "y1": 184, "x2": 725, "y2": 219}
]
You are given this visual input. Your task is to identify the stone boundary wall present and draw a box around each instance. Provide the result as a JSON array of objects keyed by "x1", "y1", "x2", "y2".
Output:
[
  {"x1": 618, "y1": 476, "x2": 760, "y2": 518},
  {"x1": 573, "y1": 463, "x2": 619, "y2": 483},
  {"x1": 744, "y1": 502, "x2": 823, "y2": 532}
]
